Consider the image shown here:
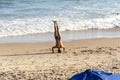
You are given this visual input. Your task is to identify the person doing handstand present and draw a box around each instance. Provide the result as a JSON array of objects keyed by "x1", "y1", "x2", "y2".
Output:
[{"x1": 52, "y1": 21, "x2": 65, "y2": 53}]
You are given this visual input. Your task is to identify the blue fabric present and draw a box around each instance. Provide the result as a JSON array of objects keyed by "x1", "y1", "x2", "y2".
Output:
[{"x1": 69, "y1": 69, "x2": 120, "y2": 80}]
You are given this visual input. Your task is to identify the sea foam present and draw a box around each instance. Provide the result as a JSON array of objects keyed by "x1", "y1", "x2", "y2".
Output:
[{"x1": 0, "y1": 15, "x2": 120, "y2": 37}]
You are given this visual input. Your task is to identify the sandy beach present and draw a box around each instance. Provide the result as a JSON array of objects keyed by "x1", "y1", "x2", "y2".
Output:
[
  {"x1": 0, "y1": 0, "x2": 120, "y2": 79},
  {"x1": 0, "y1": 38, "x2": 120, "y2": 80}
]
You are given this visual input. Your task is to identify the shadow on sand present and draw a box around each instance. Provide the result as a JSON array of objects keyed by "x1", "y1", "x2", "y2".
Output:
[{"x1": 0, "y1": 51, "x2": 53, "y2": 56}]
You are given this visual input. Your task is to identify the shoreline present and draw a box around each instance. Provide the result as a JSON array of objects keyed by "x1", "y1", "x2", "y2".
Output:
[{"x1": 0, "y1": 27, "x2": 120, "y2": 43}]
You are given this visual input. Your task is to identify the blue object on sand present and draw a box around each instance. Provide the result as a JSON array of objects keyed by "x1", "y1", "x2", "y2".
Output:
[{"x1": 69, "y1": 69, "x2": 120, "y2": 80}]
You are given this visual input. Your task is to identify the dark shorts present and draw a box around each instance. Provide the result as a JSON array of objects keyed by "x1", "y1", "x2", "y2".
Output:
[{"x1": 55, "y1": 36, "x2": 61, "y2": 40}]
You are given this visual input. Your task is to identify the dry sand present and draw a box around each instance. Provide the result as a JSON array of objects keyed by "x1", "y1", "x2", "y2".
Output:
[{"x1": 0, "y1": 38, "x2": 120, "y2": 80}]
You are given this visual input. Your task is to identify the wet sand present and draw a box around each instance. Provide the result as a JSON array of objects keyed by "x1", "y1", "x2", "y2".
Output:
[
  {"x1": 0, "y1": 27, "x2": 120, "y2": 43},
  {"x1": 0, "y1": 38, "x2": 120, "y2": 80}
]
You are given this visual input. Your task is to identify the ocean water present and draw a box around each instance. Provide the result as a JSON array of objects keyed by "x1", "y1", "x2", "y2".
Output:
[{"x1": 0, "y1": 0, "x2": 120, "y2": 37}]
